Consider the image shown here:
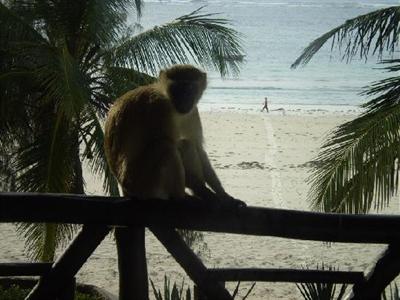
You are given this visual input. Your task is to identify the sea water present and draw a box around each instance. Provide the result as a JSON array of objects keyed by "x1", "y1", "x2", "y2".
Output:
[{"x1": 131, "y1": 0, "x2": 399, "y2": 113}]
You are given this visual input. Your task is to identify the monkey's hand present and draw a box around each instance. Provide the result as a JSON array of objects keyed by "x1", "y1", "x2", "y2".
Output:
[{"x1": 218, "y1": 192, "x2": 247, "y2": 208}]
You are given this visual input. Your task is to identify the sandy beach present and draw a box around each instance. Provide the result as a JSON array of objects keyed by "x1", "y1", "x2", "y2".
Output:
[{"x1": 1, "y1": 111, "x2": 398, "y2": 299}]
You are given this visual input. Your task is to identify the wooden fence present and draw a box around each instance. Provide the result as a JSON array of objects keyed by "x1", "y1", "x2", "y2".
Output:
[{"x1": 0, "y1": 192, "x2": 399, "y2": 300}]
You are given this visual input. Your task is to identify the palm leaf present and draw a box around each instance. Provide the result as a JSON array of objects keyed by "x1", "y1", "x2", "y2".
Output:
[
  {"x1": 32, "y1": 44, "x2": 90, "y2": 117},
  {"x1": 12, "y1": 111, "x2": 79, "y2": 261},
  {"x1": 93, "y1": 66, "x2": 155, "y2": 110},
  {"x1": 81, "y1": 107, "x2": 120, "y2": 196},
  {"x1": 308, "y1": 60, "x2": 400, "y2": 213},
  {"x1": 107, "y1": 7, "x2": 244, "y2": 76},
  {"x1": 16, "y1": 222, "x2": 77, "y2": 262},
  {"x1": 0, "y1": 2, "x2": 47, "y2": 46},
  {"x1": 292, "y1": 6, "x2": 400, "y2": 68},
  {"x1": 296, "y1": 264, "x2": 347, "y2": 300}
]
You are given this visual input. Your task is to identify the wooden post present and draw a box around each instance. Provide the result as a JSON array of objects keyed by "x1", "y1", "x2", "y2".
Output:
[
  {"x1": 194, "y1": 285, "x2": 207, "y2": 300},
  {"x1": 58, "y1": 277, "x2": 75, "y2": 300},
  {"x1": 151, "y1": 227, "x2": 232, "y2": 300},
  {"x1": 26, "y1": 225, "x2": 110, "y2": 300},
  {"x1": 350, "y1": 243, "x2": 400, "y2": 299},
  {"x1": 115, "y1": 226, "x2": 149, "y2": 300}
]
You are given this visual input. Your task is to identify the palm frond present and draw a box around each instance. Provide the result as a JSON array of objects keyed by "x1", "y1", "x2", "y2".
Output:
[
  {"x1": 308, "y1": 60, "x2": 400, "y2": 213},
  {"x1": 71, "y1": 0, "x2": 135, "y2": 49},
  {"x1": 292, "y1": 6, "x2": 400, "y2": 68},
  {"x1": 14, "y1": 114, "x2": 76, "y2": 193},
  {"x1": 0, "y1": 2, "x2": 46, "y2": 46},
  {"x1": 0, "y1": 71, "x2": 36, "y2": 142},
  {"x1": 96, "y1": 66, "x2": 155, "y2": 103},
  {"x1": 81, "y1": 107, "x2": 120, "y2": 196},
  {"x1": 107, "y1": 7, "x2": 244, "y2": 76},
  {"x1": 296, "y1": 264, "x2": 347, "y2": 300},
  {"x1": 2, "y1": 41, "x2": 91, "y2": 119},
  {"x1": 133, "y1": 0, "x2": 144, "y2": 18},
  {"x1": 33, "y1": 44, "x2": 90, "y2": 117},
  {"x1": 10, "y1": 110, "x2": 80, "y2": 261},
  {"x1": 16, "y1": 222, "x2": 77, "y2": 262},
  {"x1": 0, "y1": 144, "x2": 16, "y2": 191}
]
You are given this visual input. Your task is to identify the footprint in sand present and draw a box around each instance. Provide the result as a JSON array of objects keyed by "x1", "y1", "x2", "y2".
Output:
[
  {"x1": 297, "y1": 160, "x2": 324, "y2": 168},
  {"x1": 215, "y1": 163, "x2": 232, "y2": 169},
  {"x1": 237, "y1": 161, "x2": 265, "y2": 169}
]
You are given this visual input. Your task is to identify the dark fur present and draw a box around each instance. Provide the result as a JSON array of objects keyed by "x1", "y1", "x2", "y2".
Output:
[{"x1": 104, "y1": 65, "x2": 207, "y2": 199}]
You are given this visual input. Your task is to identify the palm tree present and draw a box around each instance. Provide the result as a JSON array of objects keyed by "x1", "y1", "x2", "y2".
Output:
[
  {"x1": 0, "y1": 0, "x2": 244, "y2": 261},
  {"x1": 292, "y1": 6, "x2": 400, "y2": 213}
]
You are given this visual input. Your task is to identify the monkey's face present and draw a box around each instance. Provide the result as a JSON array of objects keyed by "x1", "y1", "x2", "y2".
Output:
[
  {"x1": 160, "y1": 65, "x2": 207, "y2": 114},
  {"x1": 169, "y1": 80, "x2": 205, "y2": 114}
]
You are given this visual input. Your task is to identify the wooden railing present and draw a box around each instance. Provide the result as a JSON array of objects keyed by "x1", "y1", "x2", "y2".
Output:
[{"x1": 0, "y1": 193, "x2": 399, "y2": 300}]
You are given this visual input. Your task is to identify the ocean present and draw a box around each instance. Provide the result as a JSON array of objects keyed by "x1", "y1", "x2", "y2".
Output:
[{"x1": 132, "y1": 0, "x2": 399, "y2": 113}]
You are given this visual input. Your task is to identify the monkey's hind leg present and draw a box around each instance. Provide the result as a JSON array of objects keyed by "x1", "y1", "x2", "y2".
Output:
[
  {"x1": 158, "y1": 142, "x2": 186, "y2": 200},
  {"x1": 122, "y1": 141, "x2": 185, "y2": 200}
]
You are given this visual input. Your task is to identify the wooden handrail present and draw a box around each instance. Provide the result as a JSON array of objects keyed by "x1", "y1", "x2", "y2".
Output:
[
  {"x1": 0, "y1": 263, "x2": 52, "y2": 276},
  {"x1": 1, "y1": 193, "x2": 400, "y2": 243},
  {"x1": 0, "y1": 193, "x2": 399, "y2": 299},
  {"x1": 207, "y1": 268, "x2": 364, "y2": 284}
]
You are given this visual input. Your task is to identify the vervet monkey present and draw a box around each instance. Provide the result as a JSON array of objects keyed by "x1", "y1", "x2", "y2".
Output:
[
  {"x1": 104, "y1": 64, "x2": 230, "y2": 201},
  {"x1": 104, "y1": 64, "x2": 241, "y2": 300}
]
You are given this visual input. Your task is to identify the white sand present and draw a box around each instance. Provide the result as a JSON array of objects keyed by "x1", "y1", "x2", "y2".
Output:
[{"x1": 1, "y1": 111, "x2": 399, "y2": 299}]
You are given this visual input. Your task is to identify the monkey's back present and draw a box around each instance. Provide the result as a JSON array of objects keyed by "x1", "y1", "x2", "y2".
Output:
[{"x1": 104, "y1": 85, "x2": 179, "y2": 189}]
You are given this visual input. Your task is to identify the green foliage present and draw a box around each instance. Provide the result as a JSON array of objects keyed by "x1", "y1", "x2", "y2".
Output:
[
  {"x1": 0, "y1": 0, "x2": 243, "y2": 261},
  {"x1": 383, "y1": 283, "x2": 400, "y2": 300},
  {"x1": 150, "y1": 276, "x2": 191, "y2": 300},
  {"x1": 0, "y1": 285, "x2": 28, "y2": 300},
  {"x1": 308, "y1": 60, "x2": 400, "y2": 213},
  {"x1": 0, "y1": 285, "x2": 100, "y2": 300},
  {"x1": 291, "y1": 6, "x2": 400, "y2": 68},
  {"x1": 298, "y1": 272, "x2": 400, "y2": 300},
  {"x1": 292, "y1": 5, "x2": 400, "y2": 214},
  {"x1": 76, "y1": 291, "x2": 102, "y2": 300},
  {"x1": 177, "y1": 229, "x2": 210, "y2": 258},
  {"x1": 108, "y1": 6, "x2": 244, "y2": 77},
  {"x1": 296, "y1": 265, "x2": 347, "y2": 300},
  {"x1": 231, "y1": 281, "x2": 256, "y2": 300},
  {"x1": 150, "y1": 275, "x2": 255, "y2": 300}
]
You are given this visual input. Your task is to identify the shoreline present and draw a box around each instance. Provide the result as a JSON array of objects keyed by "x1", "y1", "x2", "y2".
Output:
[
  {"x1": 1, "y1": 110, "x2": 398, "y2": 299},
  {"x1": 198, "y1": 103, "x2": 364, "y2": 116}
]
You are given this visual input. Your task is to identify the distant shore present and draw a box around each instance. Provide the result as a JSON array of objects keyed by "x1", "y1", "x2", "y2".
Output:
[
  {"x1": 1, "y1": 110, "x2": 398, "y2": 299},
  {"x1": 198, "y1": 102, "x2": 364, "y2": 116}
]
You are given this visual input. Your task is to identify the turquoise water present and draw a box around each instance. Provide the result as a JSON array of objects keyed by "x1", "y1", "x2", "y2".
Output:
[{"x1": 132, "y1": 0, "x2": 399, "y2": 112}]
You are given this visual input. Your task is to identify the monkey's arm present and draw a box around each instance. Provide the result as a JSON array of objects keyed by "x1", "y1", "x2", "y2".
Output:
[
  {"x1": 197, "y1": 146, "x2": 226, "y2": 195},
  {"x1": 184, "y1": 109, "x2": 226, "y2": 195},
  {"x1": 197, "y1": 144, "x2": 246, "y2": 207}
]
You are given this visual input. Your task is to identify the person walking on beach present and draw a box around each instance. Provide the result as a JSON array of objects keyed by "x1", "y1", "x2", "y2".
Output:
[{"x1": 261, "y1": 97, "x2": 269, "y2": 112}]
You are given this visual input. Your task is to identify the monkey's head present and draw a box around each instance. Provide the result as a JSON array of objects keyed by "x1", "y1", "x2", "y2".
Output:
[{"x1": 160, "y1": 65, "x2": 207, "y2": 114}]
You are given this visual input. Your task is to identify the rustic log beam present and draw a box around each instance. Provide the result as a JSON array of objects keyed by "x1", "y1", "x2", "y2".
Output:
[
  {"x1": 115, "y1": 227, "x2": 149, "y2": 300},
  {"x1": 58, "y1": 277, "x2": 76, "y2": 300},
  {"x1": 151, "y1": 227, "x2": 233, "y2": 300},
  {"x1": 208, "y1": 268, "x2": 364, "y2": 284},
  {"x1": 25, "y1": 225, "x2": 110, "y2": 300},
  {"x1": 350, "y1": 243, "x2": 400, "y2": 300},
  {"x1": 0, "y1": 263, "x2": 52, "y2": 276},
  {"x1": 2, "y1": 193, "x2": 400, "y2": 243}
]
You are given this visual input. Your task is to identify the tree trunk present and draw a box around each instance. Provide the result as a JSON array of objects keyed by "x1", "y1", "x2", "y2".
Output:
[{"x1": 41, "y1": 223, "x2": 57, "y2": 262}]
